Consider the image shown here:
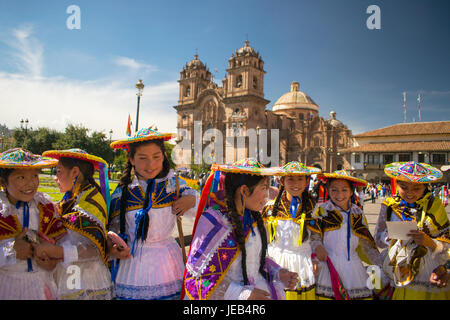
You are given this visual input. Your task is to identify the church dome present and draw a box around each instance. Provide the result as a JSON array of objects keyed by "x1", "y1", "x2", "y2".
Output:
[
  {"x1": 272, "y1": 81, "x2": 319, "y2": 113},
  {"x1": 235, "y1": 40, "x2": 259, "y2": 58},
  {"x1": 186, "y1": 54, "x2": 206, "y2": 69}
]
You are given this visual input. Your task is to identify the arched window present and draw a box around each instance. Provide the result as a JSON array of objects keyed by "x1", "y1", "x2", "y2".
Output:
[
  {"x1": 236, "y1": 75, "x2": 242, "y2": 88},
  {"x1": 185, "y1": 85, "x2": 190, "y2": 97},
  {"x1": 253, "y1": 76, "x2": 257, "y2": 89}
]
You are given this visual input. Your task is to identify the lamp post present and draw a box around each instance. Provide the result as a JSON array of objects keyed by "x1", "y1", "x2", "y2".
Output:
[
  {"x1": 20, "y1": 119, "x2": 29, "y2": 134},
  {"x1": 135, "y1": 80, "x2": 144, "y2": 132},
  {"x1": 256, "y1": 125, "x2": 260, "y2": 162}
]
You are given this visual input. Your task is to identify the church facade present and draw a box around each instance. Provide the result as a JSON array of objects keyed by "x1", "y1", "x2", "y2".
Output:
[{"x1": 174, "y1": 41, "x2": 354, "y2": 172}]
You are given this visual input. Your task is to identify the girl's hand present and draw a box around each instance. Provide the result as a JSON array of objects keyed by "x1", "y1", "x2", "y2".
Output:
[
  {"x1": 33, "y1": 242, "x2": 63, "y2": 260},
  {"x1": 172, "y1": 195, "x2": 196, "y2": 217},
  {"x1": 248, "y1": 288, "x2": 271, "y2": 300},
  {"x1": 34, "y1": 251, "x2": 61, "y2": 271},
  {"x1": 278, "y1": 268, "x2": 298, "y2": 290},
  {"x1": 429, "y1": 265, "x2": 449, "y2": 288},
  {"x1": 407, "y1": 230, "x2": 436, "y2": 251},
  {"x1": 106, "y1": 237, "x2": 131, "y2": 260},
  {"x1": 14, "y1": 228, "x2": 33, "y2": 260},
  {"x1": 314, "y1": 245, "x2": 328, "y2": 262}
]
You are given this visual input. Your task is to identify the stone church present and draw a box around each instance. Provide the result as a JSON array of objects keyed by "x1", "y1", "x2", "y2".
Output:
[{"x1": 174, "y1": 40, "x2": 354, "y2": 172}]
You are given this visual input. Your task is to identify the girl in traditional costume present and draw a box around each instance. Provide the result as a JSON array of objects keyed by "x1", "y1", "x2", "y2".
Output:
[
  {"x1": 262, "y1": 161, "x2": 321, "y2": 300},
  {"x1": 34, "y1": 149, "x2": 113, "y2": 299},
  {"x1": 182, "y1": 159, "x2": 298, "y2": 300},
  {"x1": 310, "y1": 170, "x2": 384, "y2": 300},
  {"x1": 375, "y1": 161, "x2": 449, "y2": 300},
  {"x1": 108, "y1": 127, "x2": 198, "y2": 300},
  {"x1": 0, "y1": 148, "x2": 66, "y2": 299}
]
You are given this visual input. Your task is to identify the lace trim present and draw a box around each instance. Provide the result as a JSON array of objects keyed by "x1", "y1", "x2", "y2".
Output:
[
  {"x1": 316, "y1": 284, "x2": 373, "y2": 299},
  {"x1": 59, "y1": 286, "x2": 113, "y2": 300},
  {"x1": 114, "y1": 279, "x2": 183, "y2": 300}
]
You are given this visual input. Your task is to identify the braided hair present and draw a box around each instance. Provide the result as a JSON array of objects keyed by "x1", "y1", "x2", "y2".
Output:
[
  {"x1": 117, "y1": 139, "x2": 171, "y2": 241},
  {"x1": 58, "y1": 157, "x2": 102, "y2": 213},
  {"x1": 224, "y1": 172, "x2": 269, "y2": 285}
]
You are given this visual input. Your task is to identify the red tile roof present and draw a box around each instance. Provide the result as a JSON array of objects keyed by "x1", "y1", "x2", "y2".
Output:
[
  {"x1": 340, "y1": 141, "x2": 450, "y2": 153},
  {"x1": 354, "y1": 121, "x2": 450, "y2": 138}
]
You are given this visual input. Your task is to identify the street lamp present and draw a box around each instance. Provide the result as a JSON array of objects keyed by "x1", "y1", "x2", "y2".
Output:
[
  {"x1": 20, "y1": 119, "x2": 29, "y2": 134},
  {"x1": 135, "y1": 79, "x2": 144, "y2": 132},
  {"x1": 256, "y1": 125, "x2": 260, "y2": 162}
]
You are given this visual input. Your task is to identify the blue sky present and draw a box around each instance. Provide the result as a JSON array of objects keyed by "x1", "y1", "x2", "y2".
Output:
[{"x1": 0, "y1": 0, "x2": 449, "y2": 138}]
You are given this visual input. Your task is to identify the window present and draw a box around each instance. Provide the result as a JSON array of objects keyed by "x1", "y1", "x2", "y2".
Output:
[
  {"x1": 299, "y1": 113, "x2": 304, "y2": 120},
  {"x1": 184, "y1": 85, "x2": 190, "y2": 97},
  {"x1": 432, "y1": 153, "x2": 446, "y2": 164},
  {"x1": 398, "y1": 154, "x2": 411, "y2": 162},
  {"x1": 418, "y1": 153, "x2": 425, "y2": 163},
  {"x1": 236, "y1": 75, "x2": 242, "y2": 88},
  {"x1": 367, "y1": 154, "x2": 379, "y2": 164},
  {"x1": 354, "y1": 154, "x2": 361, "y2": 163},
  {"x1": 383, "y1": 154, "x2": 394, "y2": 164},
  {"x1": 253, "y1": 77, "x2": 257, "y2": 89}
]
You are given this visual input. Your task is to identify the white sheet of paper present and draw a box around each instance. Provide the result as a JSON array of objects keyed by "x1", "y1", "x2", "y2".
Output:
[{"x1": 386, "y1": 221, "x2": 417, "y2": 240}]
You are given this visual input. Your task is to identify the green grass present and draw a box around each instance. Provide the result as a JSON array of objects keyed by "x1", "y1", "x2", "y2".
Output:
[{"x1": 38, "y1": 174, "x2": 118, "y2": 202}]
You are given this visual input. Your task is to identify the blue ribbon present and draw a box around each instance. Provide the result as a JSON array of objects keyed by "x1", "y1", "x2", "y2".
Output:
[
  {"x1": 345, "y1": 209, "x2": 351, "y2": 262},
  {"x1": 130, "y1": 179, "x2": 155, "y2": 256},
  {"x1": 289, "y1": 196, "x2": 301, "y2": 219},
  {"x1": 16, "y1": 201, "x2": 33, "y2": 272},
  {"x1": 243, "y1": 208, "x2": 255, "y2": 237},
  {"x1": 211, "y1": 170, "x2": 221, "y2": 193},
  {"x1": 399, "y1": 200, "x2": 415, "y2": 221}
]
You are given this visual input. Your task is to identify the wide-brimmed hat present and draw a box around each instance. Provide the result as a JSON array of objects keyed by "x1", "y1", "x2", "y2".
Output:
[
  {"x1": 0, "y1": 148, "x2": 58, "y2": 169},
  {"x1": 319, "y1": 169, "x2": 368, "y2": 187},
  {"x1": 110, "y1": 127, "x2": 175, "y2": 150},
  {"x1": 42, "y1": 148, "x2": 108, "y2": 169},
  {"x1": 384, "y1": 161, "x2": 442, "y2": 184},
  {"x1": 212, "y1": 158, "x2": 273, "y2": 176},
  {"x1": 43, "y1": 148, "x2": 111, "y2": 213},
  {"x1": 270, "y1": 161, "x2": 322, "y2": 176}
]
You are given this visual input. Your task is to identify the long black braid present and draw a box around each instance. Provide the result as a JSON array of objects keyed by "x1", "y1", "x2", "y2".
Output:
[{"x1": 224, "y1": 172, "x2": 269, "y2": 285}]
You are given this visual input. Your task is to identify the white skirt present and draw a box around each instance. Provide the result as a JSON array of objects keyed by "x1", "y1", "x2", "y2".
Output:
[
  {"x1": 0, "y1": 262, "x2": 57, "y2": 300},
  {"x1": 54, "y1": 258, "x2": 113, "y2": 300},
  {"x1": 114, "y1": 238, "x2": 184, "y2": 300},
  {"x1": 268, "y1": 241, "x2": 315, "y2": 290},
  {"x1": 316, "y1": 252, "x2": 372, "y2": 299}
]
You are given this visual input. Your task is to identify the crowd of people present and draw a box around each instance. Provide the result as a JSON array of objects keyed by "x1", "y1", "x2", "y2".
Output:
[{"x1": 0, "y1": 126, "x2": 448, "y2": 300}]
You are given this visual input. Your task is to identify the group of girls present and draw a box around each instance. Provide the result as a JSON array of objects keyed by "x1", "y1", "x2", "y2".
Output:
[
  {"x1": 1, "y1": 125, "x2": 448, "y2": 300},
  {"x1": 183, "y1": 159, "x2": 449, "y2": 300},
  {"x1": 0, "y1": 127, "x2": 198, "y2": 300}
]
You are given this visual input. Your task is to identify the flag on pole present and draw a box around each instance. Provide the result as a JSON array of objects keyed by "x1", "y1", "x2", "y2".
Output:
[{"x1": 126, "y1": 114, "x2": 132, "y2": 136}]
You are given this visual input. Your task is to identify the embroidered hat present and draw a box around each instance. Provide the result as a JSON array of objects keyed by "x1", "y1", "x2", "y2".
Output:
[
  {"x1": 270, "y1": 161, "x2": 322, "y2": 176},
  {"x1": 42, "y1": 148, "x2": 108, "y2": 170},
  {"x1": 43, "y1": 148, "x2": 111, "y2": 213},
  {"x1": 319, "y1": 170, "x2": 368, "y2": 187},
  {"x1": 110, "y1": 126, "x2": 175, "y2": 151},
  {"x1": 384, "y1": 161, "x2": 442, "y2": 184},
  {"x1": 0, "y1": 148, "x2": 58, "y2": 169},
  {"x1": 212, "y1": 158, "x2": 272, "y2": 176}
]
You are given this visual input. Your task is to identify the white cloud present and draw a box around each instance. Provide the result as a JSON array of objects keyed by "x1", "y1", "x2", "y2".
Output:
[
  {"x1": 0, "y1": 25, "x2": 179, "y2": 140},
  {"x1": 0, "y1": 72, "x2": 179, "y2": 140},
  {"x1": 114, "y1": 56, "x2": 158, "y2": 73},
  {"x1": 4, "y1": 24, "x2": 44, "y2": 78}
]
